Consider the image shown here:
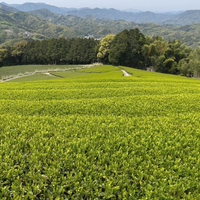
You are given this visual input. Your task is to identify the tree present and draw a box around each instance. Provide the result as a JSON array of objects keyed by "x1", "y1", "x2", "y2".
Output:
[
  {"x1": 11, "y1": 40, "x2": 28, "y2": 65},
  {"x1": 109, "y1": 29, "x2": 146, "y2": 68},
  {"x1": 47, "y1": 38, "x2": 60, "y2": 65},
  {"x1": 163, "y1": 58, "x2": 177, "y2": 74},
  {"x1": 177, "y1": 59, "x2": 190, "y2": 76},
  {"x1": 151, "y1": 55, "x2": 165, "y2": 72},
  {"x1": 142, "y1": 36, "x2": 168, "y2": 71},
  {"x1": 97, "y1": 34, "x2": 115, "y2": 64},
  {"x1": 188, "y1": 47, "x2": 200, "y2": 77},
  {"x1": 109, "y1": 29, "x2": 129, "y2": 66},
  {"x1": 0, "y1": 49, "x2": 8, "y2": 66}
]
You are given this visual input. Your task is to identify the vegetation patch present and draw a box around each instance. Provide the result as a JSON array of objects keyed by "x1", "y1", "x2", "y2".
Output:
[{"x1": 1, "y1": 65, "x2": 200, "y2": 198}]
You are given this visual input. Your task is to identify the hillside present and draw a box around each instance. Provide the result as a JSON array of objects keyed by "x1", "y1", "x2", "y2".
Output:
[
  {"x1": 29, "y1": 9, "x2": 140, "y2": 38},
  {"x1": 0, "y1": 8, "x2": 79, "y2": 46},
  {"x1": 1, "y1": 6, "x2": 200, "y2": 47},
  {"x1": 28, "y1": 9, "x2": 200, "y2": 47},
  {"x1": 1, "y1": 65, "x2": 200, "y2": 198},
  {"x1": 0, "y1": 3, "x2": 19, "y2": 12},
  {"x1": 162, "y1": 10, "x2": 200, "y2": 25}
]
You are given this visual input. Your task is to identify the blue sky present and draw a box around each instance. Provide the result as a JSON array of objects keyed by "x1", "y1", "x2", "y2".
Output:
[{"x1": 2, "y1": 0, "x2": 200, "y2": 12}]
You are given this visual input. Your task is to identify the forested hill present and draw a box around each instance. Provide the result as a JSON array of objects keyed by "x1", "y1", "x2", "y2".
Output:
[
  {"x1": 161, "y1": 10, "x2": 200, "y2": 25},
  {"x1": 0, "y1": 3, "x2": 19, "y2": 13},
  {"x1": 0, "y1": 7, "x2": 140, "y2": 46},
  {"x1": 28, "y1": 9, "x2": 139, "y2": 37},
  {"x1": 29, "y1": 9, "x2": 200, "y2": 47},
  {"x1": 1, "y1": 6, "x2": 200, "y2": 47},
  {"x1": 0, "y1": 8, "x2": 79, "y2": 46}
]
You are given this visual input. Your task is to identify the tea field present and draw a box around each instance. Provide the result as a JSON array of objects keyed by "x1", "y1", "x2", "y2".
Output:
[
  {"x1": 0, "y1": 64, "x2": 97, "y2": 82},
  {"x1": 1, "y1": 65, "x2": 200, "y2": 199},
  {"x1": 0, "y1": 65, "x2": 87, "y2": 79}
]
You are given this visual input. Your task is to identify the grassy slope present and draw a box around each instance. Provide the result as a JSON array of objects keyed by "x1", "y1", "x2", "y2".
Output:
[
  {"x1": 120, "y1": 66, "x2": 189, "y2": 80},
  {"x1": 1, "y1": 65, "x2": 200, "y2": 198}
]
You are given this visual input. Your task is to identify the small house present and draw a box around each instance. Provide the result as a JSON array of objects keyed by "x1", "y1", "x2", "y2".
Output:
[{"x1": 146, "y1": 67, "x2": 154, "y2": 72}]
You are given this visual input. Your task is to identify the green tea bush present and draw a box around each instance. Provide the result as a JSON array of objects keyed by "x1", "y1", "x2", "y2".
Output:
[{"x1": 1, "y1": 65, "x2": 200, "y2": 199}]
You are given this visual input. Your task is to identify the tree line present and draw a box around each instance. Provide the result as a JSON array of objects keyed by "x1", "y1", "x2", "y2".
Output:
[
  {"x1": 0, "y1": 38, "x2": 99, "y2": 66},
  {"x1": 98, "y1": 29, "x2": 200, "y2": 77},
  {"x1": 1, "y1": 28, "x2": 200, "y2": 77}
]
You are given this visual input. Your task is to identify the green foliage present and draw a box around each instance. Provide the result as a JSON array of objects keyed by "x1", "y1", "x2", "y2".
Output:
[
  {"x1": 177, "y1": 59, "x2": 191, "y2": 76},
  {"x1": 0, "y1": 27, "x2": 198, "y2": 78},
  {"x1": 0, "y1": 38, "x2": 99, "y2": 66},
  {"x1": 1, "y1": 65, "x2": 200, "y2": 198},
  {"x1": 0, "y1": 48, "x2": 8, "y2": 65},
  {"x1": 109, "y1": 29, "x2": 146, "y2": 68},
  {"x1": 107, "y1": 32, "x2": 193, "y2": 75},
  {"x1": 142, "y1": 36, "x2": 168, "y2": 69},
  {"x1": 188, "y1": 47, "x2": 200, "y2": 77},
  {"x1": 97, "y1": 34, "x2": 115, "y2": 64}
]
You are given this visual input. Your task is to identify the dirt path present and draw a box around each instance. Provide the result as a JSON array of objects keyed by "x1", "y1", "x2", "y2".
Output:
[
  {"x1": 0, "y1": 74, "x2": 32, "y2": 83},
  {"x1": 0, "y1": 73, "x2": 59, "y2": 83},
  {"x1": 121, "y1": 69, "x2": 131, "y2": 76},
  {"x1": 43, "y1": 73, "x2": 61, "y2": 78}
]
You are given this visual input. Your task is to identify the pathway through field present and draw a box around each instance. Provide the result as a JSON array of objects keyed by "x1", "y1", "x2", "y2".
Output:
[
  {"x1": 0, "y1": 74, "x2": 32, "y2": 83},
  {"x1": 44, "y1": 73, "x2": 61, "y2": 78},
  {"x1": 121, "y1": 69, "x2": 131, "y2": 76}
]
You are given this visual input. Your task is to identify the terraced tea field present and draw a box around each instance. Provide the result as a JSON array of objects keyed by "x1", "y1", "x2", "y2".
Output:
[{"x1": 1, "y1": 65, "x2": 200, "y2": 199}]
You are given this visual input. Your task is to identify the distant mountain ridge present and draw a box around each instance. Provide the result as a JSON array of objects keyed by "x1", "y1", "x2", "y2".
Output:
[
  {"x1": 1, "y1": 2, "x2": 77, "y2": 14},
  {"x1": 2, "y1": 2, "x2": 200, "y2": 26},
  {"x1": 1, "y1": 2, "x2": 181, "y2": 23},
  {"x1": 65, "y1": 8, "x2": 176, "y2": 23},
  {"x1": 0, "y1": 3, "x2": 19, "y2": 13},
  {"x1": 65, "y1": 7, "x2": 200, "y2": 26},
  {"x1": 161, "y1": 10, "x2": 200, "y2": 25},
  {"x1": 3, "y1": 2, "x2": 200, "y2": 26}
]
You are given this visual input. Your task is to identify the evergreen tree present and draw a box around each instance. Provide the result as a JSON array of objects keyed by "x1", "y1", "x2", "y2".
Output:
[{"x1": 109, "y1": 29, "x2": 146, "y2": 68}]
